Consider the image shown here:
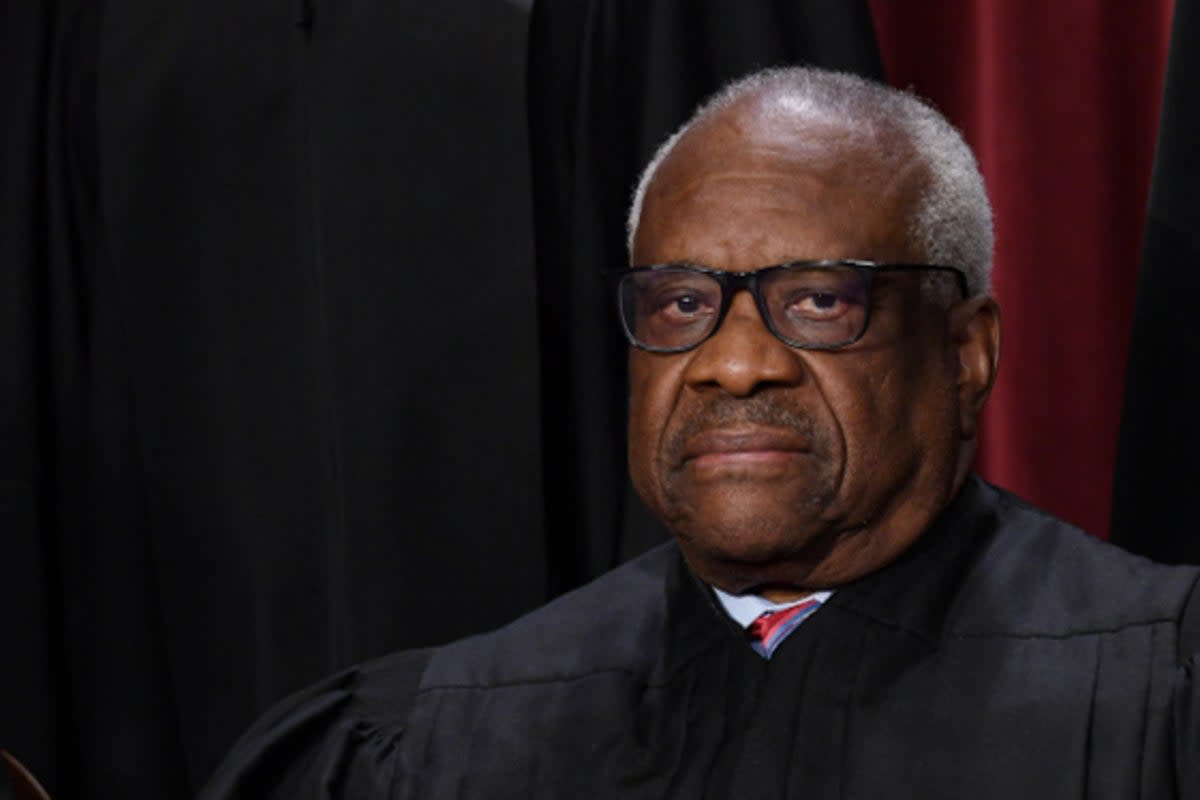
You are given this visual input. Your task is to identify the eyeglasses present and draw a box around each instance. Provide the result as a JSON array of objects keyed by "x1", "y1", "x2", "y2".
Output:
[{"x1": 615, "y1": 260, "x2": 967, "y2": 353}]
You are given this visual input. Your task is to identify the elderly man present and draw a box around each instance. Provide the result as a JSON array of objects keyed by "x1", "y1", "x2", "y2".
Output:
[{"x1": 204, "y1": 68, "x2": 1200, "y2": 798}]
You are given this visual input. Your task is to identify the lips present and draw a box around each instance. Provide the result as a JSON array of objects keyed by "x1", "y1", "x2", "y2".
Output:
[{"x1": 679, "y1": 427, "x2": 811, "y2": 465}]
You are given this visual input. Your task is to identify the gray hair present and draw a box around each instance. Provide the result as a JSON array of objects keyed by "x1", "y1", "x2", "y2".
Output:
[{"x1": 626, "y1": 67, "x2": 993, "y2": 297}]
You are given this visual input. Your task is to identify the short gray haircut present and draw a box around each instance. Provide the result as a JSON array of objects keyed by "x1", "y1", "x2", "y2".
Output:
[{"x1": 626, "y1": 67, "x2": 993, "y2": 297}]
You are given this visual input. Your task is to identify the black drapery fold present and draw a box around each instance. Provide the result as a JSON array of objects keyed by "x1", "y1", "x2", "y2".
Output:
[
  {"x1": 527, "y1": 0, "x2": 884, "y2": 595},
  {"x1": 2, "y1": 0, "x2": 72, "y2": 792},
  {"x1": 1111, "y1": 0, "x2": 1200, "y2": 564},
  {"x1": 5, "y1": 1, "x2": 544, "y2": 795}
]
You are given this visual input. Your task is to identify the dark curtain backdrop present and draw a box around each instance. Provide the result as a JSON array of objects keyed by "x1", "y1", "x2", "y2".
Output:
[
  {"x1": 1111, "y1": 0, "x2": 1200, "y2": 564},
  {"x1": 870, "y1": 0, "x2": 1174, "y2": 542},
  {"x1": 4, "y1": 1, "x2": 546, "y2": 796}
]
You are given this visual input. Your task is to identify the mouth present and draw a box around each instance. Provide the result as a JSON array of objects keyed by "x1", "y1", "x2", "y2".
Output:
[{"x1": 679, "y1": 427, "x2": 811, "y2": 472}]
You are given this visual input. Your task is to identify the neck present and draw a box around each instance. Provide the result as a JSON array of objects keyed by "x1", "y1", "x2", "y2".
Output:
[{"x1": 756, "y1": 586, "x2": 813, "y2": 603}]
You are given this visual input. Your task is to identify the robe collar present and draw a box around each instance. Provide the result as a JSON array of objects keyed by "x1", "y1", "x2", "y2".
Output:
[{"x1": 661, "y1": 473, "x2": 996, "y2": 676}]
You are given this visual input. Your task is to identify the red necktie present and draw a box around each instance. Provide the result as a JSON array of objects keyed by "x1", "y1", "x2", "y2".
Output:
[{"x1": 745, "y1": 597, "x2": 822, "y2": 658}]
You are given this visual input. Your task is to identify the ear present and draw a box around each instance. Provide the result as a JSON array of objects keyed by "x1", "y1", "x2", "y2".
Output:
[{"x1": 949, "y1": 296, "x2": 1000, "y2": 440}]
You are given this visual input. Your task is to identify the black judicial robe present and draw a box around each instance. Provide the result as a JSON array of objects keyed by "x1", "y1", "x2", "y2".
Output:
[{"x1": 202, "y1": 476, "x2": 1200, "y2": 798}]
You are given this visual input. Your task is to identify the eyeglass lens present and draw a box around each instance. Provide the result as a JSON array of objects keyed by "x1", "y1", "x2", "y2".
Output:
[{"x1": 620, "y1": 265, "x2": 870, "y2": 351}]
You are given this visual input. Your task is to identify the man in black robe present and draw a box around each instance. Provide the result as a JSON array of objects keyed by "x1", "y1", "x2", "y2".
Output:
[{"x1": 201, "y1": 68, "x2": 1200, "y2": 798}]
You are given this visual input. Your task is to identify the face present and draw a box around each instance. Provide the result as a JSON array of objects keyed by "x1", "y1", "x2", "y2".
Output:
[{"x1": 628, "y1": 102, "x2": 989, "y2": 597}]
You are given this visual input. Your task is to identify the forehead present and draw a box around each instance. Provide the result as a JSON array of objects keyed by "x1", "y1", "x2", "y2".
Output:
[{"x1": 633, "y1": 99, "x2": 927, "y2": 269}]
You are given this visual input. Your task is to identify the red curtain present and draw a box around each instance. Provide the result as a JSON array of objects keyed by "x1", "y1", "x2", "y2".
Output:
[{"x1": 869, "y1": 1, "x2": 1173, "y2": 538}]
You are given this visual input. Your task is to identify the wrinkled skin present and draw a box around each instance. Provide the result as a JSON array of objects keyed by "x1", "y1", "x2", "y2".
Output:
[{"x1": 628, "y1": 93, "x2": 1000, "y2": 600}]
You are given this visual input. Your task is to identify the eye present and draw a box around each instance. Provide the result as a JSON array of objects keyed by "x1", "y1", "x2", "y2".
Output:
[
  {"x1": 785, "y1": 290, "x2": 856, "y2": 321},
  {"x1": 652, "y1": 290, "x2": 717, "y2": 323},
  {"x1": 765, "y1": 266, "x2": 868, "y2": 327}
]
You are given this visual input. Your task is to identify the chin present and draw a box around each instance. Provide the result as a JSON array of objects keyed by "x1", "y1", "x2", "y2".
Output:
[
  {"x1": 670, "y1": 480, "x2": 835, "y2": 544},
  {"x1": 676, "y1": 509, "x2": 833, "y2": 567}
]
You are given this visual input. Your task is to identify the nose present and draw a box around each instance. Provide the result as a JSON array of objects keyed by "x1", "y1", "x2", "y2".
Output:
[{"x1": 681, "y1": 291, "x2": 808, "y2": 396}]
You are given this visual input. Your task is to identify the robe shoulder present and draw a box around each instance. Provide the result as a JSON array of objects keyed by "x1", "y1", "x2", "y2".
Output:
[
  {"x1": 199, "y1": 543, "x2": 686, "y2": 798},
  {"x1": 949, "y1": 481, "x2": 1200, "y2": 646},
  {"x1": 421, "y1": 541, "x2": 686, "y2": 690},
  {"x1": 198, "y1": 648, "x2": 433, "y2": 799}
]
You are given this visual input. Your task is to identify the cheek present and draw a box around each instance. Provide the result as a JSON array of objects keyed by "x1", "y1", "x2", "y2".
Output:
[
  {"x1": 626, "y1": 354, "x2": 684, "y2": 489},
  {"x1": 868, "y1": 356, "x2": 958, "y2": 462},
  {"x1": 821, "y1": 351, "x2": 954, "y2": 481}
]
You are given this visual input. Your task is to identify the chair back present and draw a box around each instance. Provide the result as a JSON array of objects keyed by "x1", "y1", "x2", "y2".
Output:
[{"x1": 0, "y1": 751, "x2": 51, "y2": 800}]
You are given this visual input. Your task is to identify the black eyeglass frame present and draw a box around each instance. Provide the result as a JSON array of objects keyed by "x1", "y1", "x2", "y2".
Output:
[{"x1": 614, "y1": 259, "x2": 969, "y2": 354}]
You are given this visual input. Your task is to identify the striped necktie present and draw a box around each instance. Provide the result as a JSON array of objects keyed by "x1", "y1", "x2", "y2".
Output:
[{"x1": 745, "y1": 597, "x2": 822, "y2": 658}]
